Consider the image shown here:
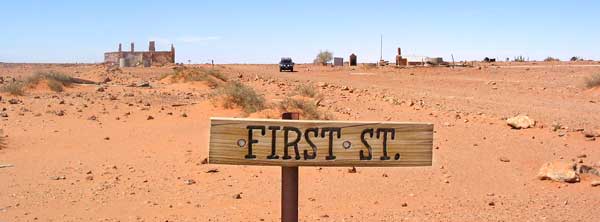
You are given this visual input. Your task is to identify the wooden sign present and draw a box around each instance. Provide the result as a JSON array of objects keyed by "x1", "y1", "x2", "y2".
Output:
[{"x1": 209, "y1": 118, "x2": 433, "y2": 167}]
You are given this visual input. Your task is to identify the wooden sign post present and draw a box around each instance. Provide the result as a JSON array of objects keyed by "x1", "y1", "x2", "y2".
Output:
[{"x1": 209, "y1": 116, "x2": 433, "y2": 221}]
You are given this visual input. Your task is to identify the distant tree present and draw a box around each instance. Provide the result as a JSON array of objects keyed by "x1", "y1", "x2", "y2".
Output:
[
  {"x1": 544, "y1": 57, "x2": 560, "y2": 62},
  {"x1": 514, "y1": 55, "x2": 525, "y2": 62},
  {"x1": 315, "y1": 50, "x2": 333, "y2": 65}
]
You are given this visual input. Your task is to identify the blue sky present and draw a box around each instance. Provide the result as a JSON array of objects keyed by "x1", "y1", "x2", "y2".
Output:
[{"x1": 1, "y1": 0, "x2": 599, "y2": 63}]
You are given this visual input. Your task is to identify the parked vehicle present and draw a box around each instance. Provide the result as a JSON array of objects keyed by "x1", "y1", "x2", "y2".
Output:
[{"x1": 279, "y1": 57, "x2": 294, "y2": 72}]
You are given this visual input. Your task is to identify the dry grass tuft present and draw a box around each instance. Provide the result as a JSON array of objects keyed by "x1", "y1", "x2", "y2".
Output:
[
  {"x1": 215, "y1": 81, "x2": 265, "y2": 113},
  {"x1": 1, "y1": 82, "x2": 25, "y2": 95},
  {"x1": 278, "y1": 97, "x2": 332, "y2": 120},
  {"x1": 46, "y1": 79, "x2": 64, "y2": 92},
  {"x1": 293, "y1": 84, "x2": 318, "y2": 98},
  {"x1": 27, "y1": 71, "x2": 75, "y2": 86},
  {"x1": 162, "y1": 66, "x2": 227, "y2": 88},
  {"x1": 585, "y1": 73, "x2": 600, "y2": 88}
]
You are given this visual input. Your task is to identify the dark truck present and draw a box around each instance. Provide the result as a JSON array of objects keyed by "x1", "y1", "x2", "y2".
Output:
[{"x1": 279, "y1": 57, "x2": 294, "y2": 72}]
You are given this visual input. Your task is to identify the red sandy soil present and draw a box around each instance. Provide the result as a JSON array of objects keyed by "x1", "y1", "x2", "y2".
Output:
[{"x1": 0, "y1": 62, "x2": 599, "y2": 221}]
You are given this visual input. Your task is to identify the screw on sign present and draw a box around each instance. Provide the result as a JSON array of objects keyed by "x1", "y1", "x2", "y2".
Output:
[{"x1": 208, "y1": 115, "x2": 433, "y2": 221}]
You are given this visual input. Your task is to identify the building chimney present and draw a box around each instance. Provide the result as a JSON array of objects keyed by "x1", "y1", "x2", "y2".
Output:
[
  {"x1": 398, "y1": 48, "x2": 402, "y2": 56},
  {"x1": 118, "y1": 43, "x2": 122, "y2": 52},
  {"x1": 131, "y1": 42, "x2": 135, "y2": 53},
  {"x1": 149, "y1": 41, "x2": 155, "y2": 52},
  {"x1": 170, "y1": 44, "x2": 175, "y2": 63}
]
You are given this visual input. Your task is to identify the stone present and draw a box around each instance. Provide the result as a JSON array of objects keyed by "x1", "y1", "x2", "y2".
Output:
[
  {"x1": 348, "y1": 167, "x2": 357, "y2": 173},
  {"x1": 8, "y1": 98, "x2": 20, "y2": 104},
  {"x1": 536, "y1": 161, "x2": 579, "y2": 183},
  {"x1": 499, "y1": 157, "x2": 510, "y2": 162},
  {"x1": 206, "y1": 169, "x2": 219, "y2": 173},
  {"x1": 147, "y1": 116, "x2": 154, "y2": 120},
  {"x1": 506, "y1": 115, "x2": 535, "y2": 129},
  {"x1": 96, "y1": 87, "x2": 105, "y2": 92},
  {"x1": 578, "y1": 165, "x2": 600, "y2": 177},
  {"x1": 184, "y1": 179, "x2": 196, "y2": 185},
  {"x1": 591, "y1": 181, "x2": 600, "y2": 187},
  {"x1": 50, "y1": 176, "x2": 66, "y2": 180},
  {"x1": 583, "y1": 129, "x2": 600, "y2": 138},
  {"x1": 233, "y1": 193, "x2": 242, "y2": 199},
  {"x1": 137, "y1": 82, "x2": 150, "y2": 87}
]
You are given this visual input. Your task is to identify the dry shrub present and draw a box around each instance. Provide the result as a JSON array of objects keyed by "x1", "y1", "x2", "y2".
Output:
[
  {"x1": 216, "y1": 81, "x2": 265, "y2": 113},
  {"x1": 1, "y1": 82, "x2": 25, "y2": 96},
  {"x1": 46, "y1": 79, "x2": 64, "y2": 92},
  {"x1": 585, "y1": 73, "x2": 600, "y2": 88},
  {"x1": 26, "y1": 71, "x2": 74, "y2": 92},
  {"x1": 27, "y1": 71, "x2": 75, "y2": 86},
  {"x1": 293, "y1": 84, "x2": 318, "y2": 98},
  {"x1": 278, "y1": 97, "x2": 332, "y2": 120},
  {"x1": 163, "y1": 66, "x2": 226, "y2": 88}
]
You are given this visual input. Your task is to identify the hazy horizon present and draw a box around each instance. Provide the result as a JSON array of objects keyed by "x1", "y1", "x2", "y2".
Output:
[{"x1": 2, "y1": 0, "x2": 599, "y2": 64}]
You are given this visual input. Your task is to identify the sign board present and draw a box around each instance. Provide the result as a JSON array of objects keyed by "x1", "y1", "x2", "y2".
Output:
[{"x1": 209, "y1": 118, "x2": 433, "y2": 167}]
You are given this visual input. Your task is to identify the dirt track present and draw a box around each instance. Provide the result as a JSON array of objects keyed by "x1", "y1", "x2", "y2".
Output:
[{"x1": 1, "y1": 63, "x2": 599, "y2": 221}]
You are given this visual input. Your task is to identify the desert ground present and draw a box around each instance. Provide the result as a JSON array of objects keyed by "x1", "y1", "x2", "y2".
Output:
[{"x1": 1, "y1": 62, "x2": 599, "y2": 221}]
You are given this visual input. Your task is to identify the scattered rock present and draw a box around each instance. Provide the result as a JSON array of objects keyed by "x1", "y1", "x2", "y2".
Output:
[
  {"x1": 200, "y1": 158, "x2": 208, "y2": 164},
  {"x1": 96, "y1": 87, "x2": 105, "y2": 92},
  {"x1": 206, "y1": 169, "x2": 219, "y2": 173},
  {"x1": 181, "y1": 113, "x2": 188, "y2": 118},
  {"x1": 506, "y1": 115, "x2": 535, "y2": 129},
  {"x1": 85, "y1": 175, "x2": 94, "y2": 181},
  {"x1": 499, "y1": 157, "x2": 510, "y2": 162},
  {"x1": 591, "y1": 181, "x2": 600, "y2": 187},
  {"x1": 348, "y1": 166, "x2": 357, "y2": 173},
  {"x1": 8, "y1": 98, "x2": 20, "y2": 104},
  {"x1": 578, "y1": 165, "x2": 600, "y2": 177},
  {"x1": 147, "y1": 116, "x2": 154, "y2": 120},
  {"x1": 184, "y1": 179, "x2": 196, "y2": 185},
  {"x1": 488, "y1": 201, "x2": 495, "y2": 206},
  {"x1": 401, "y1": 203, "x2": 408, "y2": 207},
  {"x1": 0, "y1": 164, "x2": 15, "y2": 168},
  {"x1": 50, "y1": 176, "x2": 66, "y2": 180},
  {"x1": 536, "y1": 161, "x2": 579, "y2": 183},
  {"x1": 136, "y1": 82, "x2": 150, "y2": 87},
  {"x1": 583, "y1": 129, "x2": 600, "y2": 138},
  {"x1": 233, "y1": 193, "x2": 242, "y2": 199}
]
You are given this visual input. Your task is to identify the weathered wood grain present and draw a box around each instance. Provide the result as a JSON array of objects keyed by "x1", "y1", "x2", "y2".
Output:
[{"x1": 209, "y1": 117, "x2": 433, "y2": 167}]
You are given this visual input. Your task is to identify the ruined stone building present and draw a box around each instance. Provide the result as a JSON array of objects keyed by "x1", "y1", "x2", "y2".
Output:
[{"x1": 104, "y1": 41, "x2": 175, "y2": 67}]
